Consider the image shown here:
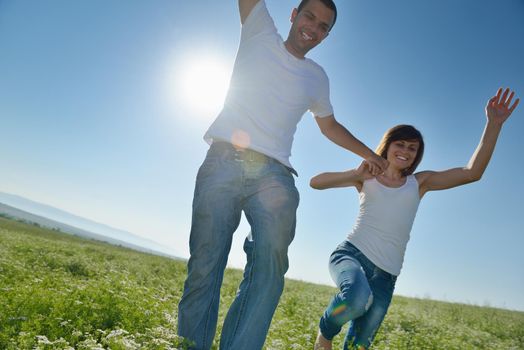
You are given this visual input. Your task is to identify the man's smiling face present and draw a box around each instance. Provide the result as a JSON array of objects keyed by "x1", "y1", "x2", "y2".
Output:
[{"x1": 285, "y1": 0, "x2": 335, "y2": 58}]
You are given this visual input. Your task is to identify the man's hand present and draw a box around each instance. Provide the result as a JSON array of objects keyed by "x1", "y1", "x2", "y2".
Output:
[
  {"x1": 356, "y1": 161, "x2": 375, "y2": 181},
  {"x1": 365, "y1": 153, "x2": 388, "y2": 176}
]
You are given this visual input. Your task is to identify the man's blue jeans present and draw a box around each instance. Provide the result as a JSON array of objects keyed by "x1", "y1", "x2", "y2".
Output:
[
  {"x1": 177, "y1": 142, "x2": 299, "y2": 350},
  {"x1": 319, "y1": 241, "x2": 397, "y2": 349}
]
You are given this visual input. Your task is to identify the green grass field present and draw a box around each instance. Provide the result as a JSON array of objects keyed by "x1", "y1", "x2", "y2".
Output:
[{"x1": 1, "y1": 216, "x2": 523, "y2": 349}]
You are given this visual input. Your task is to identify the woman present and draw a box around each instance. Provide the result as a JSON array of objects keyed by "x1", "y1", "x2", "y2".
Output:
[{"x1": 312, "y1": 88, "x2": 519, "y2": 350}]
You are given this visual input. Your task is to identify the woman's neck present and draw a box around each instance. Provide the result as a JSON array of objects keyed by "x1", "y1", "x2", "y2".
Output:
[
  {"x1": 382, "y1": 167, "x2": 405, "y2": 180},
  {"x1": 376, "y1": 167, "x2": 407, "y2": 187}
]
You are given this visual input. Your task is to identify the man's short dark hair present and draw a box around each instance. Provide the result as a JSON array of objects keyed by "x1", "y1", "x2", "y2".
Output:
[{"x1": 297, "y1": 0, "x2": 337, "y2": 30}]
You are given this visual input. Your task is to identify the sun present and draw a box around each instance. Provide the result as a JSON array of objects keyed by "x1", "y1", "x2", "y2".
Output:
[{"x1": 176, "y1": 56, "x2": 232, "y2": 117}]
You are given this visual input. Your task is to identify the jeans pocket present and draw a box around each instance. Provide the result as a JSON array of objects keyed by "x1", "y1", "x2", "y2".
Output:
[
  {"x1": 371, "y1": 267, "x2": 397, "y2": 294},
  {"x1": 196, "y1": 156, "x2": 220, "y2": 181},
  {"x1": 342, "y1": 241, "x2": 363, "y2": 259},
  {"x1": 329, "y1": 241, "x2": 362, "y2": 269}
]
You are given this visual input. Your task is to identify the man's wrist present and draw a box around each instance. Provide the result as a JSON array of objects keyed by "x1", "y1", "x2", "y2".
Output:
[{"x1": 363, "y1": 149, "x2": 376, "y2": 161}]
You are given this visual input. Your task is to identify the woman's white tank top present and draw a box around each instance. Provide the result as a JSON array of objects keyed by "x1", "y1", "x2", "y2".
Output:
[{"x1": 347, "y1": 175, "x2": 420, "y2": 276}]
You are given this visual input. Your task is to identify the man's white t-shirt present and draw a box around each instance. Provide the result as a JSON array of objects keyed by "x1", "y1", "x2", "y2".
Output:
[{"x1": 204, "y1": 0, "x2": 333, "y2": 171}]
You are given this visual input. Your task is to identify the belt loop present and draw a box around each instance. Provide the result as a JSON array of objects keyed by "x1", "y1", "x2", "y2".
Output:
[{"x1": 210, "y1": 141, "x2": 297, "y2": 176}]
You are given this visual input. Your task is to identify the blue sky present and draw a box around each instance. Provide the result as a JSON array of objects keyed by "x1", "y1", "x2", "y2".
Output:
[{"x1": 1, "y1": 0, "x2": 523, "y2": 311}]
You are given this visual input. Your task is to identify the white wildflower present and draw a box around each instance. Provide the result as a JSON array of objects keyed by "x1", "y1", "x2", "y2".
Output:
[
  {"x1": 36, "y1": 335, "x2": 52, "y2": 345},
  {"x1": 106, "y1": 328, "x2": 129, "y2": 339}
]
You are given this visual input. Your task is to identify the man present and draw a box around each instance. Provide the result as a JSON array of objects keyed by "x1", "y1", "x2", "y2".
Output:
[{"x1": 177, "y1": 1, "x2": 388, "y2": 349}]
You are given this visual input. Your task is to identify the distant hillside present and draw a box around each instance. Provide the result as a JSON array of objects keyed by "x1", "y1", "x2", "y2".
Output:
[{"x1": 0, "y1": 198, "x2": 179, "y2": 260}]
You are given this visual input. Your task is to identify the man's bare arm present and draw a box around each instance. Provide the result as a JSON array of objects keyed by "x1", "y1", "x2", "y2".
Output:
[
  {"x1": 315, "y1": 115, "x2": 388, "y2": 175},
  {"x1": 239, "y1": 0, "x2": 260, "y2": 24}
]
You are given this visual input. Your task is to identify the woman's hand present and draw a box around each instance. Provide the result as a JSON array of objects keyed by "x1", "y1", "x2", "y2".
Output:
[{"x1": 486, "y1": 87, "x2": 519, "y2": 125}]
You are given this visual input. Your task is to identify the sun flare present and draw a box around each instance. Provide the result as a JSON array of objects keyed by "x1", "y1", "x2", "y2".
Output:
[{"x1": 177, "y1": 56, "x2": 231, "y2": 117}]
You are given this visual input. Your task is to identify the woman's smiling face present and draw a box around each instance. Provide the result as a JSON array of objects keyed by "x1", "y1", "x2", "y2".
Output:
[{"x1": 386, "y1": 139, "x2": 420, "y2": 171}]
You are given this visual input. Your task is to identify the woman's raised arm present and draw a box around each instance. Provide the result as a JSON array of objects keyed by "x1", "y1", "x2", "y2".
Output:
[{"x1": 417, "y1": 88, "x2": 519, "y2": 197}]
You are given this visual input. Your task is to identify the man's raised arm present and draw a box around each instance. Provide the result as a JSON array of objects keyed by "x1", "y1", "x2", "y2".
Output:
[{"x1": 239, "y1": 0, "x2": 261, "y2": 24}]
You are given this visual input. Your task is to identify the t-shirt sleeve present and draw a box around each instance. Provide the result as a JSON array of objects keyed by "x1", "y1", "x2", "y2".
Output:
[
  {"x1": 241, "y1": 1, "x2": 277, "y2": 41},
  {"x1": 309, "y1": 69, "x2": 334, "y2": 118}
]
